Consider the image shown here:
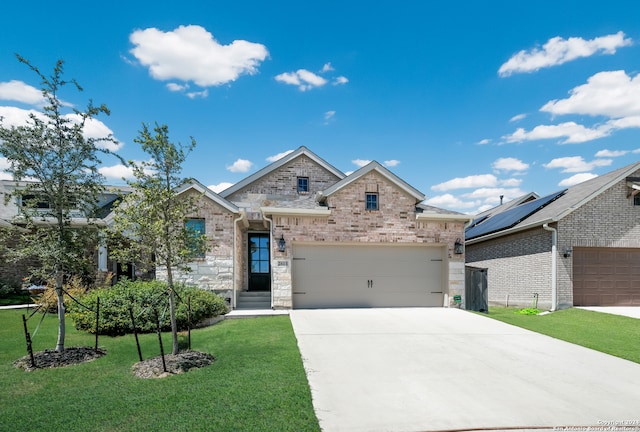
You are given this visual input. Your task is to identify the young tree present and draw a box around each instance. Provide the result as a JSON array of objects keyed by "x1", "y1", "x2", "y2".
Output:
[
  {"x1": 0, "y1": 56, "x2": 116, "y2": 352},
  {"x1": 110, "y1": 123, "x2": 207, "y2": 355}
]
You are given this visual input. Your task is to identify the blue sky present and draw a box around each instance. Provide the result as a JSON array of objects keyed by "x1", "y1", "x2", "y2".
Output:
[{"x1": 1, "y1": 1, "x2": 640, "y2": 214}]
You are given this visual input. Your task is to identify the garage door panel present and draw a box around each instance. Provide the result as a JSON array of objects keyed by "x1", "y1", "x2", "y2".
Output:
[
  {"x1": 573, "y1": 247, "x2": 640, "y2": 306},
  {"x1": 293, "y1": 244, "x2": 444, "y2": 309}
]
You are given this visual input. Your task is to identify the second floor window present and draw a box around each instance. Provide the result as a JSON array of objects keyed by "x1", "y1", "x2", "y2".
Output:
[
  {"x1": 366, "y1": 193, "x2": 379, "y2": 210},
  {"x1": 297, "y1": 177, "x2": 309, "y2": 193}
]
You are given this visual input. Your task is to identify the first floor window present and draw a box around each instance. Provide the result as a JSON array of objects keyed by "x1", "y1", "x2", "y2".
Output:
[
  {"x1": 635, "y1": 194, "x2": 640, "y2": 206},
  {"x1": 366, "y1": 193, "x2": 379, "y2": 210},
  {"x1": 185, "y1": 218, "x2": 206, "y2": 258}
]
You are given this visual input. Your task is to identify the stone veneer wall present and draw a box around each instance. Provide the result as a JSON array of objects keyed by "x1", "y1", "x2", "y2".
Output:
[
  {"x1": 155, "y1": 192, "x2": 237, "y2": 303},
  {"x1": 271, "y1": 171, "x2": 466, "y2": 308},
  {"x1": 465, "y1": 227, "x2": 553, "y2": 309}
]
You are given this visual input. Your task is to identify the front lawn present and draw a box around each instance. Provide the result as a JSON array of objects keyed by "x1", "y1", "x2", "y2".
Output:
[
  {"x1": 482, "y1": 307, "x2": 640, "y2": 364},
  {"x1": 0, "y1": 309, "x2": 319, "y2": 432}
]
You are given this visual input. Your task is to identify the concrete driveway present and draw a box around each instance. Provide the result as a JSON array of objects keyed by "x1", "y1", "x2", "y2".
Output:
[{"x1": 290, "y1": 308, "x2": 640, "y2": 432}]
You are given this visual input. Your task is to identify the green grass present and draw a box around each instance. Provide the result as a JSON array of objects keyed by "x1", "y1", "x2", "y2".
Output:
[
  {"x1": 0, "y1": 309, "x2": 320, "y2": 432},
  {"x1": 482, "y1": 307, "x2": 640, "y2": 363}
]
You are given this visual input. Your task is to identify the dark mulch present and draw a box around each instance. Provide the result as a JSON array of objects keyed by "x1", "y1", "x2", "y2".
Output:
[
  {"x1": 14, "y1": 346, "x2": 106, "y2": 372},
  {"x1": 131, "y1": 351, "x2": 216, "y2": 379}
]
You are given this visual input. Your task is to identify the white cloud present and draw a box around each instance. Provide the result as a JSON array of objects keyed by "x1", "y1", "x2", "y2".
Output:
[
  {"x1": 0, "y1": 80, "x2": 46, "y2": 105},
  {"x1": 321, "y1": 63, "x2": 334, "y2": 72},
  {"x1": 543, "y1": 156, "x2": 612, "y2": 173},
  {"x1": 266, "y1": 150, "x2": 294, "y2": 162},
  {"x1": 633, "y1": 148, "x2": 640, "y2": 154},
  {"x1": 384, "y1": 160, "x2": 400, "y2": 167},
  {"x1": 186, "y1": 89, "x2": 209, "y2": 99},
  {"x1": 166, "y1": 82, "x2": 188, "y2": 92},
  {"x1": 129, "y1": 25, "x2": 268, "y2": 89},
  {"x1": 541, "y1": 70, "x2": 640, "y2": 118},
  {"x1": 334, "y1": 76, "x2": 349, "y2": 85},
  {"x1": 208, "y1": 182, "x2": 234, "y2": 193},
  {"x1": 424, "y1": 194, "x2": 479, "y2": 209},
  {"x1": 461, "y1": 187, "x2": 526, "y2": 200},
  {"x1": 99, "y1": 164, "x2": 135, "y2": 180},
  {"x1": 477, "y1": 138, "x2": 491, "y2": 145},
  {"x1": 510, "y1": 113, "x2": 527, "y2": 122},
  {"x1": 503, "y1": 122, "x2": 612, "y2": 144},
  {"x1": 595, "y1": 149, "x2": 627, "y2": 157},
  {"x1": 0, "y1": 106, "x2": 123, "y2": 151},
  {"x1": 275, "y1": 69, "x2": 327, "y2": 91},
  {"x1": 352, "y1": 159, "x2": 371, "y2": 168},
  {"x1": 500, "y1": 178, "x2": 523, "y2": 187},
  {"x1": 558, "y1": 172, "x2": 599, "y2": 187},
  {"x1": 498, "y1": 31, "x2": 632, "y2": 77},
  {"x1": 431, "y1": 174, "x2": 498, "y2": 192},
  {"x1": 324, "y1": 110, "x2": 336, "y2": 124},
  {"x1": 226, "y1": 158, "x2": 253, "y2": 173},
  {"x1": 492, "y1": 157, "x2": 529, "y2": 172}
]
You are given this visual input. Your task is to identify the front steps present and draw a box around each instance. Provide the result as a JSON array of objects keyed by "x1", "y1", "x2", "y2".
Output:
[{"x1": 235, "y1": 291, "x2": 271, "y2": 310}]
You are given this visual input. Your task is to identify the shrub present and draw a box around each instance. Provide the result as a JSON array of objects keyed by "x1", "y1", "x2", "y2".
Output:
[
  {"x1": 38, "y1": 275, "x2": 89, "y2": 313},
  {"x1": 516, "y1": 307, "x2": 541, "y2": 315},
  {"x1": 68, "y1": 279, "x2": 228, "y2": 336}
]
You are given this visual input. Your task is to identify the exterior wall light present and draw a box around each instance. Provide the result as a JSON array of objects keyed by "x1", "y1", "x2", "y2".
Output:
[
  {"x1": 454, "y1": 238, "x2": 464, "y2": 254},
  {"x1": 278, "y1": 234, "x2": 286, "y2": 252},
  {"x1": 563, "y1": 247, "x2": 572, "y2": 258}
]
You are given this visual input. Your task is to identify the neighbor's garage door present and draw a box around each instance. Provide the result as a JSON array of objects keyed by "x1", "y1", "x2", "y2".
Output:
[
  {"x1": 292, "y1": 244, "x2": 444, "y2": 308},
  {"x1": 573, "y1": 247, "x2": 640, "y2": 306}
]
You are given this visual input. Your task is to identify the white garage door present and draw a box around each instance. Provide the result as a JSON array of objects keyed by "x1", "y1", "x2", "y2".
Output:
[{"x1": 292, "y1": 243, "x2": 445, "y2": 308}]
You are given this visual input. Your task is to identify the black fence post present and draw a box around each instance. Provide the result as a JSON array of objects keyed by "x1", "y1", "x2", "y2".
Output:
[
  {"x1": 128, "y1": 306, "x2": 143, "y2": 362},
  {"x1": 21, "y1": 314, "x2": 36, "y2": 368},
  {"x1": 94, "y1": 297, "x2": 100, "y2": 351},
  {"x1": 154, "y1": 308, "x2": 167, "y2": 373},
  {"x1": 187, "y1": 296, "x2": 192, "y2": 351}
]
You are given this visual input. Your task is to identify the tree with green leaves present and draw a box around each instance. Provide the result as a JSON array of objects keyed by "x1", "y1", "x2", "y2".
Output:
[
  {"x1": 109, "y1": 123, "x2": 207, "y2": 355},
  {"x1": 0, "y1": 55, "x2": 116, "y2": 352}
]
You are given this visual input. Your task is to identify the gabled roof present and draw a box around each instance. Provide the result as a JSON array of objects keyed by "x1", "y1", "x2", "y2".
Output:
[
  {"x1": 176, "y1": 180, "x2": 239, "y2": 214},
  {"x1": 466, "y1": 161, "x2": 640, "y2": 243},
  {"x1": 318, "y1": 161, "x2": 425, "y2": 203},
  {"x1": 219, "y1": 146, "x2": 345, "y2": 198}
]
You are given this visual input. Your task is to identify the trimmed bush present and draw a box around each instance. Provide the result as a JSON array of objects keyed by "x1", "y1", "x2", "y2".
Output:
[{"x1": 68, "y1": 279, "x2": 228, "y2": 336}]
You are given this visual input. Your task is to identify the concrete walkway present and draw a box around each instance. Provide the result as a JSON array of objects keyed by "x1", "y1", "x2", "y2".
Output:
[
  {"x1": 577, "y1": 306, "x2": 640, "y2": 319},
  {"x1": 290, "y1": 308, "x2": 640, "y2": 432}
]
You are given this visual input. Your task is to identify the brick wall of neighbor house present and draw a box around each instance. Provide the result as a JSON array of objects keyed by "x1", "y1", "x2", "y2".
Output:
[
  {"x1": 556, "y1": 174, "x2": 640, "y2": 307},
  {"x1": 271, "y1": 171, "x2": 466, "y2": 308},
  {"x1": 466, "y1": 227, "x2": 553, "y2": 309},
  {"x1": 225, "y1": 155, "x2": 342, "y2": 207},
  {"x1": 156, "y1": 194, "x2": 237, "y2": 303}
]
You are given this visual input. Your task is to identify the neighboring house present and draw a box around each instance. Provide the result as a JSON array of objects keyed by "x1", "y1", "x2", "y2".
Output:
[
  {"x1": 465, "y1": 161, "x2": 640, "y2": 309},
  {"x1": 0, "y1": 180, "x2": 132, "y2": 284},
  {"x1": 157, "y1": 146, "x2": 469, "y2": 309}
]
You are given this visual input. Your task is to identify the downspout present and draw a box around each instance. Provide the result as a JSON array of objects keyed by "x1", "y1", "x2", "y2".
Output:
[
  {"x1": 232, "y1": 210, "x2": 246, "y2": 310},
  {"x1": 542, "y1": 223, "x2": 557, "y2": 311},
  {"x1": 262, "y1": 212, "x2": 274, "y2": 309}
]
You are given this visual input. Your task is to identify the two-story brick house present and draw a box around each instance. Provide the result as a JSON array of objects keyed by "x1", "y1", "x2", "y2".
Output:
[
  {"x1": 160, "y1": 146, "x2": 470, "y2": 309},
  {"x1": 465, "y1": 161, "x2": 640, "y2": 309}
]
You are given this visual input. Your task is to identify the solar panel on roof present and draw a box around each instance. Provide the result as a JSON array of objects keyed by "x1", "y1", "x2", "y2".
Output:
[
  {"x1": 466, "y1": 214, "x2": 488, "y2": 229},
  {"x1": 465, "y1": 189, "x2": 566, "y2": 240}
]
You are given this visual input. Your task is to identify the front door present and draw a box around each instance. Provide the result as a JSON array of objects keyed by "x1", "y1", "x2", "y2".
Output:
[{"x1": 249, "y1": 233, "x2": 271, "y2": 291}]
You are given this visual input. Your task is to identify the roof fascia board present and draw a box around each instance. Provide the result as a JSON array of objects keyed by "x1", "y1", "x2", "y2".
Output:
[
  {"x1": 177, "y1": 181, "x2": 239, "y2": 214},
  {"x1": 416, "y1": 213, "x2": 471, "y2": 222},
  {"x1": 466, "y1": 218, "x2": 554, "y2": 245},
  {"x1": 261, "y1": 206, "x2": 331, "y2": 217}
]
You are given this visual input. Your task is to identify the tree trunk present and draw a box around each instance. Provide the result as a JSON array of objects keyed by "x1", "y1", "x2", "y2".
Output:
[
  {"x1": 55, "y1": 270, "x2": 65, "y2": 352},
  {"x1": 166, "y1": 264, "x2": 179, "y2": 355}
]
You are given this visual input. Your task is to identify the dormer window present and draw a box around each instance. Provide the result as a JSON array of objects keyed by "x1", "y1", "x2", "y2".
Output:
[
  {"x1": 366, "y1": 193, "x2": 379, "y2": 210},
  {"x1": 297, "y1": 177, "x2": 309, "y2": 193}
]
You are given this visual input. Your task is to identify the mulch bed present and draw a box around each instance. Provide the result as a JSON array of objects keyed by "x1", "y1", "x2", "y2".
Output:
[
  {"x1": 14, "y1": 347, "x2": 215, "y2": 379},
  {"x1": 14, "y1": 346, "x2": 107, "y2": 372}
]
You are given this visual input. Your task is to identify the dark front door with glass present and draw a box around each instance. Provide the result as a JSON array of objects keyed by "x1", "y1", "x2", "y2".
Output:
[{"x1": 249, "y1": 233, "x2": 271, "y2": 291}]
